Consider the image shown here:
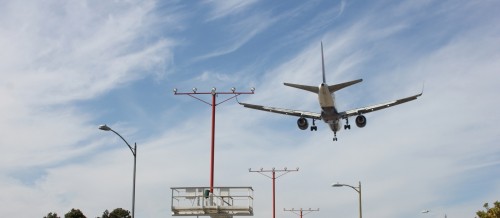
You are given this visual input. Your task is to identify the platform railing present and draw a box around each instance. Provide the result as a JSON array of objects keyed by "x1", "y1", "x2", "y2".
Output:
[{"x1": 171, "y1": 187, "x2": 254, "y2": 216}]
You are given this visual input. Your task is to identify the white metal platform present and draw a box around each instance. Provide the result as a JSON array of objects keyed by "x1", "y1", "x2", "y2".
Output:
[{"x1": 171, "y1": 187, "x2": 254, "y2": 217}]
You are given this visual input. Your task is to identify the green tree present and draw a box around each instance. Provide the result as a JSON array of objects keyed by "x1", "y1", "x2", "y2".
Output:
[
  {"x1": 108, "y1": 208, "x2": 131, "y2": 218},
  {"x1": 64, "y1": 208, "x2": 86, "y2": 218},
  {"x1": 101, "y1": 209, "x2": 110, "y2": 218},
  {"x1": 44, "y1": 212, "x2": 60, "y2": 218},
  {"x1": 476, "y1": 201, "x2": 500, "y2": 218}
]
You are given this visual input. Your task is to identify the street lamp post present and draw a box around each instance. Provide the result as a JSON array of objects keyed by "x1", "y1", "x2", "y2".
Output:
[
  {"x1": 332, "y1": 181, "x2": 362, "y2": 218},
  {"x1": 99, "y1": 124, "x2": 137, "y2": 218}
]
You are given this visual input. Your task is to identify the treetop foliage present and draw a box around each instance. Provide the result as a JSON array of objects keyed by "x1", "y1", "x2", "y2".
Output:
[
  {"x1": 104, "y1": 208, "x2": 131, "y2": 218},
  {"x1": 476, "y1": 201, "x2": 500, "y2": 218},
  {"x1": 64, "y1": 208, "x2": 86, "y2": 218},
  {"x1": 46, "y1": 207, "x2": 129, "y2": 218},
  {"x1": 44, "y1": 212, "x2": 60, "y2": 218}
]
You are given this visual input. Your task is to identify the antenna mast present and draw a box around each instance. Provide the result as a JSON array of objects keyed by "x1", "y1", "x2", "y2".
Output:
[
  {"x1": 174, "y1": 87, "x2": 254, "y2": 194},
  {"x1": 249, "y1": 167, "x2": 299, "y2": 218}
]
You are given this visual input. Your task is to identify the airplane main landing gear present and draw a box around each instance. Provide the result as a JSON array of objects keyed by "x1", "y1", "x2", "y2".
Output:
[
  {"x1": 344, "y1": 118, "x2": 351, "y2": 130},
  {"x1": 333, "y1": 131, "x2": 338, "y2": 141},
  {"x1": 310, "y1": 119, "x2": 317, "y2": 131}
]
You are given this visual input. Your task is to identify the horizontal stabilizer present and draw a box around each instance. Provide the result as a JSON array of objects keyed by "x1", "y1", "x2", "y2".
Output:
[
  {"x1": 328, "y1": 79, "x2": 363, "y2": 93},
  {"x1": 284, "y1": 83, "x2": 319, "y2": 93}
]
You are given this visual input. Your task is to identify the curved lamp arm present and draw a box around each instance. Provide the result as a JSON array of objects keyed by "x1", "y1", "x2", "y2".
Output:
[
  {"x1": 332, "y1": 183, "x2": 360, "y2": 193},
  {"x1": 99, "y1": 124, "x2": 136, "y2": 156}
]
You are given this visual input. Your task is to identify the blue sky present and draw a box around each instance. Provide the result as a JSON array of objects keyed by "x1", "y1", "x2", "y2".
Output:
[{"x1": 1, "y1": 0, "x2": 499, "y2": 217}]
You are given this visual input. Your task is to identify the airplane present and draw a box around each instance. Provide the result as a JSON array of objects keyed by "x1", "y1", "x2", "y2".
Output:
[{"x1": 239, "y1": 42, "x2": 422, "y2": 141}]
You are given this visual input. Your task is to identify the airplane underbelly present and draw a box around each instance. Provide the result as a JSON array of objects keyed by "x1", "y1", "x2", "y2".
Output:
[{"x1": 329, "y1": 120, "x2": 341, "y2": 132}]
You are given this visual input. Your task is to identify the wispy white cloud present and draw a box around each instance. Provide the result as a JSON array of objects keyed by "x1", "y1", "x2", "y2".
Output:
[
  {"x1": 219, "y1": 1, "x2": 500, "y2": 217},
  {"x1": 195, "y1": 71, "x2": 237, "y2": 83},
  {"x1": 282, "y1": 1, "x2": 347, "y2": 45},
  {"x1": 203, "y1": 0, "x2": 259, "y2": 21},
  {"x1": 0, "y1": 0, "x2": 177, "y2": 216},
  {"x1": 192, "y1": 11, "x2": 277, "y2": 62},
  {"x1": 2, "y1": 0, "x2": 500, "y2": 217},
  {"x1": 1, "y1": 0, "x2": 173, "y2": 106}
]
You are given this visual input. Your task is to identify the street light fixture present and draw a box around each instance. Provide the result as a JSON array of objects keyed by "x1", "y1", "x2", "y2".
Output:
[
  {"x1": 99, "y1": 124, "x2": 137, "y2": 218},
  {"x1": 332, "y1": 181, "x2": 362, "y2": 218},
  {"x1": 98, "y1": 124, "x2": 111, "y2": 131}
]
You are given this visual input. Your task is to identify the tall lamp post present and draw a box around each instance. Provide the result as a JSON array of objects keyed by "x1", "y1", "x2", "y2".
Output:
[
  {"x1": 99, "y1": 124, "x2": 137, "y2": 218},
  {"x1": 332, "y1": 181, "x2": 362, "y2": 218}
]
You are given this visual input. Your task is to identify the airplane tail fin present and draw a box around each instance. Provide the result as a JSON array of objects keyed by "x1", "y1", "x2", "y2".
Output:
[
  {"x1": 321, "y1": 42, "x2": 326, "y2": 84},
  {"x1": 283, "y1": 43, "x2": 362, "y2": 94},
  {"x1": 321, "y1": 42, "x2": 363, "y2": 93}
]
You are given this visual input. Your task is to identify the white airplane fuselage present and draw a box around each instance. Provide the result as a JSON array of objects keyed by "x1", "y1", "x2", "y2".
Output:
[{"x1": 318, "y1": 83, "x2": 341, "y2": 132}]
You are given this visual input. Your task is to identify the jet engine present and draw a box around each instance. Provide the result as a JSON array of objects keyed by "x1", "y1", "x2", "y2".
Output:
[
  {"x1": 297, "y1": 117, "x2": 309, "y2": 130},
  {"x1": 355, "y1": 115, "x2": 367, "y2": 128}
]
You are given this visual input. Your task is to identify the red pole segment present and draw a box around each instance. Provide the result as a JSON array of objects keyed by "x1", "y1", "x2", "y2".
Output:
[
  {"x1": 174, "y1": 89, "x2": 254, "y2": 197},
  {"x1": 210, "y1": 93, "x2": 216, "y2": 194},
  {"x1": 249, "y1": 168, "x2": 298, "y2": 218}
]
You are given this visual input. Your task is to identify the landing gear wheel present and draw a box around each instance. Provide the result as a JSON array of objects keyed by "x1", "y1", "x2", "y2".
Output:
[
  {"x1": 333, "y1": 131, "x2": 338, "y2": 141},
  {"x1": 333, "y1": 137, "x2": 338, "y2": 141},
  {"x1": 310, "y1": 119, "x2": 317, "y2": 131},
  {"x1": 344, "y1": 118, "x2": 351, "y2": 130}
]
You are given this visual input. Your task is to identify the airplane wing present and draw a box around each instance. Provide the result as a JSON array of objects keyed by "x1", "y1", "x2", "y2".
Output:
[
  {"x1": 339, "y1": 92, "x2": 422, "y2": 118},
  {"x1": 239, "y1": 102, "x2": 322, "y2": 120}
]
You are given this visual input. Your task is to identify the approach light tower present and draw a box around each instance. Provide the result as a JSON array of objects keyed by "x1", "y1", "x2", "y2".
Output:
[
  {"x1": 284, "y1": 208, "x2": 320, "y2": 218},
  {"x1": 249, "y1": 167, "x2": 299, "y2": 218},
  {"x1": 173, "y1": 87, "x2": 254, "y2": 194}
]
